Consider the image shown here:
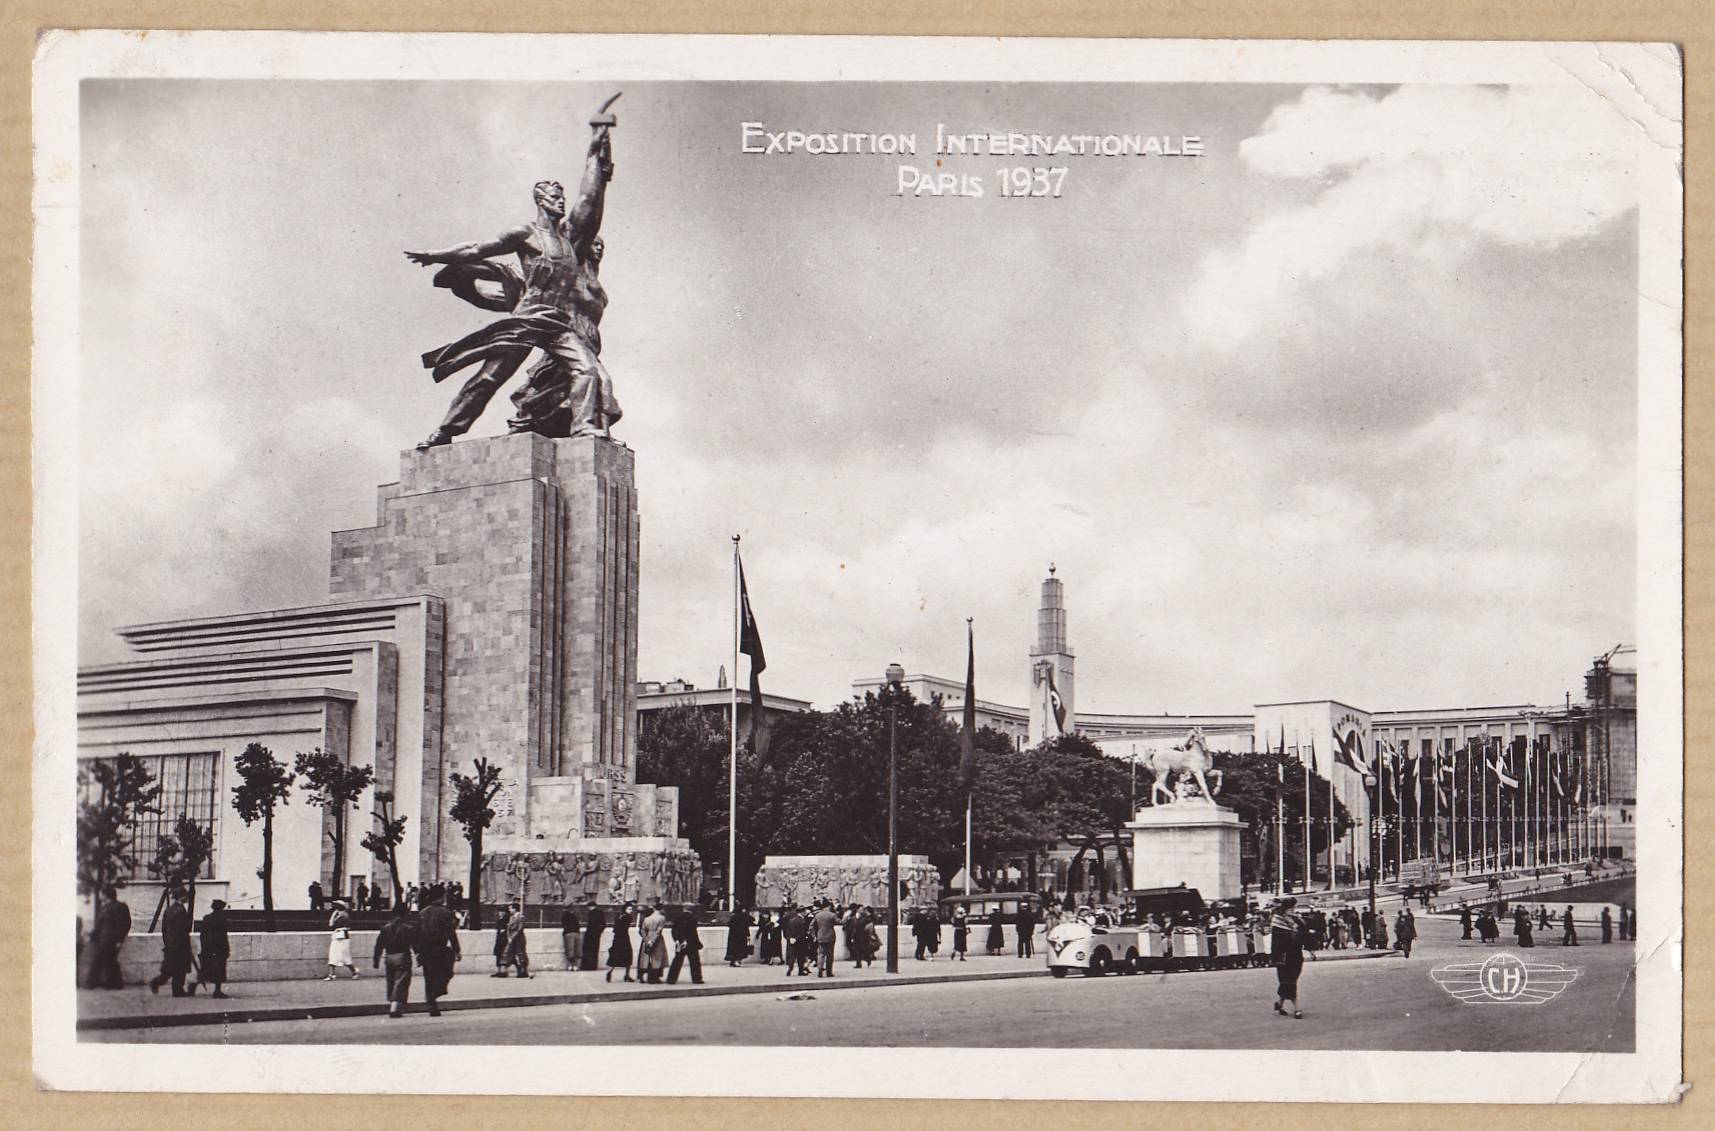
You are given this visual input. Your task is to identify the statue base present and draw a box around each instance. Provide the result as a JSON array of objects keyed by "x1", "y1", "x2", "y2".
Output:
[
  {"x1": 754, "y1": 854, "x2": 941, "y2": 911},
  {"x1": 481, "y1": 836, "x2": 702, "y2": 908},
  {"x1": 1126, "y1": 799, "x2": 1244, "y2": 902}
]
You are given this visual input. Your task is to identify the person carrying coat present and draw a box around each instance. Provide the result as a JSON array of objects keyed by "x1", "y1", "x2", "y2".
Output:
[{"x1": 1270, "y1": 898, "x2": 1305, "y2": 1020}]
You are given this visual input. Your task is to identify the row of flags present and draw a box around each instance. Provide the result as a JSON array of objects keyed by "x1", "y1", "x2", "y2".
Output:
[{"x1": 1350, "y1": 733, "x2": 1588, "y2": 806}]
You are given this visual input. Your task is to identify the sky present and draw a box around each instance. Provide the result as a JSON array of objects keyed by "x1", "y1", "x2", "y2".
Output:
[{"x1": 78, "y1": 77, "x2": 1644, "y2": 715}]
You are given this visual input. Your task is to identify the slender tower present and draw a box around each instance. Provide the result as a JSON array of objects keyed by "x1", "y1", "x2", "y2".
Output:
[{"x1": 1028, "y1": 564, "x2": 1076, "y2": 747}]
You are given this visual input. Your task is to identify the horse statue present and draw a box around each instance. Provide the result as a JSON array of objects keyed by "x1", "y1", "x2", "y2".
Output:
[{"x1": 1139, "y1": 727, "x2": 1223, "y2": 805}]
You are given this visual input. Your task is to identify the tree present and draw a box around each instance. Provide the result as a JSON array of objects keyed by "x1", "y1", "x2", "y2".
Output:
[
  {"x1": 637, "y1": 704, "x2": 731, "y2": 870},
  {"x1": 293, "y1": 748, "x2": 375, "y2": 898},
  {"x1": 1029, "y1": 734, "x2": 1137, "y2": 902},
  {"x1": 231, "y1": 742, "x2": 295, "y2": 929},
  {"x1": 360, "y1": 790, "x2": 408, "y2": 902},
  {"x1": 145, "y1": 815, "x2": 214, "y2": 928},
  {"x1": 448, "y1": 759, "x2": 505, "y2": 928},
  {"x1": 1211, "y1": 749, "x2": 1353, "y2": 891},
  {"x1": 76, "y1": 753, "x2": 161, "y2": 919}
]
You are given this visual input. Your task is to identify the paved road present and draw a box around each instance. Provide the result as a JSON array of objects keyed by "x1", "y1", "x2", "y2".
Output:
[{"x1": 93, "y1": 918, "x2": 1632, "y2": 1051}]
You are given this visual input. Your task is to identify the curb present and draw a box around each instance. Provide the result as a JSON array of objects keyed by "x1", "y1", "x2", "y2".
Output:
[
  {"x1": 82, "y1": 951, "x2": 1404, "y2": 1032},
  {"x1": 79, "y1": 967, "x2": 1049, "y2": 1031}
]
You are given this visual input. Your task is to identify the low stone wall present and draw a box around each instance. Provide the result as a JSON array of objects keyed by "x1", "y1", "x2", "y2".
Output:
[{"x1": 102, "y1": 923, "x2": 1047, "y2": 984}]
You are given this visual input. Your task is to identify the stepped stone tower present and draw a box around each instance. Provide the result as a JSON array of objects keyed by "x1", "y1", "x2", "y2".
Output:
[
  {"x1": 330, "y1": 432, "x2": 698, "y2": 906},
  {"x1": 1028, "y1": 565, "x2": 1076, "y2": 746}
]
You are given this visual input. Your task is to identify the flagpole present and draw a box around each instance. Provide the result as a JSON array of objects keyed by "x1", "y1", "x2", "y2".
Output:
[
  {"x1": 1326, "y1": 745, "x2": 1336, "y2": 892},
  {"x1": 728, "y1": 535, "x2": 740, "y2": 912},
  {"x1": 1275, "y1": 758, "x2": 1285, "y2": 895},
  {"x1": 1299, "y1": 730, "x2": 1310, "y2": 894}
]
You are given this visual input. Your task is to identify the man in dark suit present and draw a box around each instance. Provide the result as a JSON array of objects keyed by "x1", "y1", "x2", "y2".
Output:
[
  {"x1": 1015, "y1": 902, "x2": 1037, "y2": 958},
  {"x1": 580, "y1": 896, "x2": 606, "y2": 971},
  {"x1": 84, "y1": 888, "x2": 132, "y2": 989},
  {"x1": 413, "y1": 884, "x2": 461, "y2": 1017},
  {"x1": 666, "y1": 905, "x2": 705, "y2": 984},
  {"x1": 149, "y1": 889, "x2": 195, "y2": 996},
  {"x1": 373, "y1": 903, "x2": 416, "y2": 1018}
]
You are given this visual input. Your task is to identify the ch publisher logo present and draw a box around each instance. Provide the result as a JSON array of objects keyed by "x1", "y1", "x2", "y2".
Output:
[{"x1": 1431, "y1": 952, "x2": 1580, "y2": 1005}]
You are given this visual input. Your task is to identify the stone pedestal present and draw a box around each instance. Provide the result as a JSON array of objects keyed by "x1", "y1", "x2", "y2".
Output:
[
  {"x1": 1126, "y1": 800, "x2": 1244, "y2": 902},
  {"x1": 332, "y1": 433, "x2": 695, "y2": 898},
  {"x1": 753, "y1": 855, "x2": 942, "y2": 910}
]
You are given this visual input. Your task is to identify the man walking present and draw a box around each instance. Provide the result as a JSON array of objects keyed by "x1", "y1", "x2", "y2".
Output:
[
  {"x1": 1459, "y1": 904, "x2": 1473, "y2": 940},
  {"x1": 812, "y1": 900, "x2": 838, "y2": 978},
  {"x1": 666, "y1": 905, "x2": 705, "y2": 985},
  {"x1": 1561, "y1": 905, "x2": 1579, "y2": 946},
  {"x1": 373, "y1": 903, "x2": 415, "y2": 1019},
  {"x1": 308, "y1": 880, "x2": 324, "y2": 912},
  {"x1": 84, "y1": 887, "x2": 132, "y2": 990},
  {"x1": 780, "y1": 904, "x2": 803, "y2": 976},
  {"x1": 1394, "y1": 908, "x2": 1416, "y2": 958},
  {"x1": 414, "y1": 884, "x2": 461, "y2": 1017},
  {"x1": 193, "y1": 899, "x2": 232, "y2": 998},
  {"x1": 1600, "y1": 906, "x2": 1613, "y2": 943},
  {"x1": 149, "y1": 889, "x2": 195, "y2": 997}
]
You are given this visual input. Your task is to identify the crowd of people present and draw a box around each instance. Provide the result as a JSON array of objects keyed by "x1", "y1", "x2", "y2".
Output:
[{"x1": 1456, "y1": 900, "x2": 1633, "y2": 948}]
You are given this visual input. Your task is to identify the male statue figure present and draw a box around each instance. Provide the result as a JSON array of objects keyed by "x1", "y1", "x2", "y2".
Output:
[{"x1": 406, "y1": 95, "x2": 622, "y2": 448}]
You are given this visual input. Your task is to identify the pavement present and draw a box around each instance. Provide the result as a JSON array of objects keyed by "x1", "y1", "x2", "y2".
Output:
[
  {"x1": 88, "y1": 916, "x2": 1634, "y2": 1051},
  {"x1": 78, "y1": 944, "x2": 1395, "y2": 1032}
]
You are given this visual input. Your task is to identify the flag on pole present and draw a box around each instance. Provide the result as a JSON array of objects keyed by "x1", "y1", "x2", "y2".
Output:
[
  {"x1": 737, "y1": 556, "x2": 771, "y2": 757},
  {"x1": 1331, "y1": 724, "x2": 1371, "y2": 776},
  {"x1": 1487, "y1": 741, "x2": 1520, "y2": 789},
  {"x1": 958, "y1": 619, "x2": 978, "y2": 793}
]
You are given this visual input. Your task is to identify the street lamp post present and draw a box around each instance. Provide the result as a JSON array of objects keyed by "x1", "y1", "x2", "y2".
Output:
[
  {"x1": 1364, "y1": 774, "x2": 1379, "y2": 935},
  {"x1": 885, "y1": 662, "x2": 904, "y2": 975}
]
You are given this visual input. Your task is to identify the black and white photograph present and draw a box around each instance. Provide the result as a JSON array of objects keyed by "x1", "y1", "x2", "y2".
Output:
[{"x1": 32, "y1": 33, "x2": 1683, "y2": 1103}]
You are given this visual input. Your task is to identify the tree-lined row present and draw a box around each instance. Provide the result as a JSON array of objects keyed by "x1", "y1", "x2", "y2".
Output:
[
  {"x1": 635, "y1": 687, "x2": 1354, "y2": 904},
  {"x1": 76, "y1": 745, "x2": 510, "y2": 930}
]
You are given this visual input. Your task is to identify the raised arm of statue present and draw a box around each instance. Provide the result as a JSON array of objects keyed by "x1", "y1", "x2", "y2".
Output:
[
  {"x1": 405, "y1": 226, "x2": 531, "y2": 267},
  {"x1": 567, "y1": 125, "x2": 612, "y2": 249}
]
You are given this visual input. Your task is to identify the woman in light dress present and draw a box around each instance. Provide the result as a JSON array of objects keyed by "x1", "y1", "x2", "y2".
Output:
[{"x1": 323, "y1": 908, "x2": 360, "y2": 980}]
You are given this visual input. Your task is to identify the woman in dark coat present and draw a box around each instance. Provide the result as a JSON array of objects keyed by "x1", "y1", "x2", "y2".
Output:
[
  {"x1": 581, "y1": 900, "x2": 606, "y2": 971},
  {"x1": 985, "y1": 910, "x2": 1006, "y2": 956},
  {"x1": 606, "y1": 903, "x2": 636, "y2": 982},
  {"x1": 1270, "y1": 899, "x2": 1305, "y2": 1019},
  {"x1": 725, "y1": 905, "x2": 754, "y2": 966},
  {"x1": 194, "y1": 900, "x2": 231, "y2": 998},
  {"x1": 759, "y1": 911, "x2": 783, "y2": 965}
]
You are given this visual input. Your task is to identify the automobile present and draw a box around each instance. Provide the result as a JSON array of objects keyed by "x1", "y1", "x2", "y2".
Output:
[{"x1": 1044, "y1": 912, "x2": 1146, "y2": 977}]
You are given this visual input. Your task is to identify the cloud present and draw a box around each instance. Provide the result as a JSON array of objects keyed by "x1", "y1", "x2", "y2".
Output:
[{"x1": 1184, "y1": 83, "x2": 1644, "y2": 351}]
